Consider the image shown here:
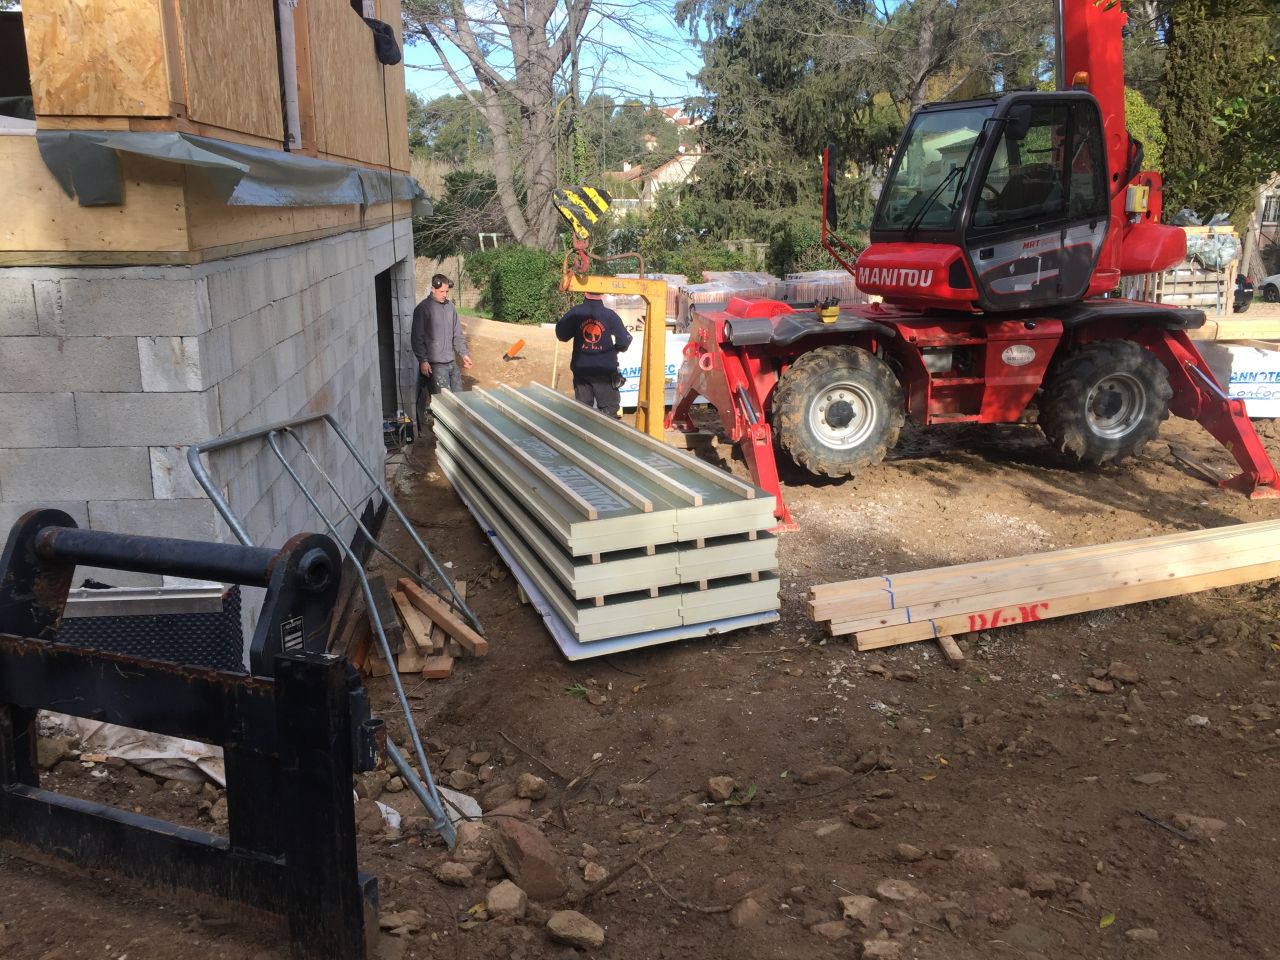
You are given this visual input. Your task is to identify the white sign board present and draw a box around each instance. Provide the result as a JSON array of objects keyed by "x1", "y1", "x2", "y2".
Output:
[
  {"x1": 1222, "y1": 345, "x2": 1280, "y2": 418},
  {"x1": 617, "y1": 332, "x2": 693, "y2": 410}
]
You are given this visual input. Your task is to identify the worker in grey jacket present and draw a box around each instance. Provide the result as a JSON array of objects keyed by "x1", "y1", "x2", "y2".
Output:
[{"x1": 411, "y1": 274, "x2": 472, "y2": 426}]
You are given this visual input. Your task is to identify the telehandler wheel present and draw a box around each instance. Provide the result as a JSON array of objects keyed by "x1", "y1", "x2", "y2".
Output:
[
  {"x1": 1038, "y1": 339, "x2": 1172, "y2": 466},
  {"x1": 772, "y1": 346, "x2": 905, "y2": 478}
]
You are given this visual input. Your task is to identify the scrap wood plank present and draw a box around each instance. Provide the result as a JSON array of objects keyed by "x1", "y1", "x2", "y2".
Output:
[
  {"x1": 808, "y1": 519, "x2": 1280, "y2": 616},
  {"x1": 399, "y1": 578, "x2": 489, "y2": 657},
  {"x1": 391, "y1": 588, "x2": 436, "y2": 654},
  {"x1": 852, "y1": 558, "x2": 1280, "y2": 651},
  {"x1": 937, "y1": 635, "x2": 965, "y2": 667},
  {"x1": 421, "y1": 655, "x2": 454, "y2": 679},
  {"x1": 825, "y1": 536, "x2": 1280, "y2": 633},
  {"x1": 367, "y1": 574, "x2": 405, "y2": 654}
]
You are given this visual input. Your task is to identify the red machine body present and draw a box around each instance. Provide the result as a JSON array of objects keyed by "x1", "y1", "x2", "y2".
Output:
[{"x1": 667, "y1": 0, "x2": 1279, "y2": 528}]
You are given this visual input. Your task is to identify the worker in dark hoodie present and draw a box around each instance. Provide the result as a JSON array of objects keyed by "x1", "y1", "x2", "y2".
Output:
[
  {"x1": 554, "y1": 292, "x2": 634, "y2": 418},
  {"x1": 411, "y1": 273, "x2": 472, "y2": 427}
]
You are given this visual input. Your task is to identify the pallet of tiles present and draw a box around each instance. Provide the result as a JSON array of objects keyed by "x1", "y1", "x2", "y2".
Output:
[
  {"x1": 433, "y1": 384, "x2": 780, "y2": 657},
  {"x1": 808, "y1": 520, "x2": 1280, "y2": 651},
  {"x1": 778, "y1": 270, "x2": 868, "y2": 305}
]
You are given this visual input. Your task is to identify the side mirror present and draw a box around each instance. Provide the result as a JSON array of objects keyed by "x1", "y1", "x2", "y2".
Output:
[
  {"x1": 1006, "y1": 104, "x2": 1034, "y2": 141},
  {"x1": 823, "y1": 144, "x2": 840, "y2": 232}
]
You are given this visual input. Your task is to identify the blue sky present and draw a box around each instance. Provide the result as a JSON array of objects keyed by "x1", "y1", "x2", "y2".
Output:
[{"x1": 402, "y1": 7, "x2": 705, "y2": 108}]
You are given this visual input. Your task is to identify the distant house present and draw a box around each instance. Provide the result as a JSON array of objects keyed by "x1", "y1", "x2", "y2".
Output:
[
  {"x1": 605, "y1": 149, "x2": 703, "y2": 208},
  {"x1": 658, "y1": 107, "x2": 703, "y2": 129},
  {"x1": 1261, "y1": 185, "x2": 1280, "y2": 272}
]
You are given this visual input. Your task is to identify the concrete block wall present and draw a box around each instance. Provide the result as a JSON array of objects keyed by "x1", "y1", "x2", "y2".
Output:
[{"x1": 0, "y1": 219, "x2": 417, "y2": 639}]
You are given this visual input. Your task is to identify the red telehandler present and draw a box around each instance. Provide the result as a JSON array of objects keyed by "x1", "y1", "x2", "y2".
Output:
[{"x1": 667, "y1": 0, "x2": 1280, "y2": 528}]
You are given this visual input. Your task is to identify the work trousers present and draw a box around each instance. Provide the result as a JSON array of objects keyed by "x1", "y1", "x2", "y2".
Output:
[
  {"x1": 416, "y1": 361, "x2": 463, "y2": 426},
  {"x1": 573, "y1": 376, "x2": 621, "y2": 419}
]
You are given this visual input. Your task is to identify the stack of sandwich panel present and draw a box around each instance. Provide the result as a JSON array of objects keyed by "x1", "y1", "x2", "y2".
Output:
[{"x1": 433, "y1": 383, "x2": 780, "y2": 659}]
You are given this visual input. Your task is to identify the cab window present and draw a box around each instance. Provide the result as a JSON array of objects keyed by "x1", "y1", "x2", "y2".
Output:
[{"x1": 971, "y1": 101, "x2": 1107, "y2": 230}]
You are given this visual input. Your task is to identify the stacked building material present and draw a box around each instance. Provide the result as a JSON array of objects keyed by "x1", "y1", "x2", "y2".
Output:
[
  {"x1": 616, "y1": 273, "x2": 688, "y2": 320},
  {"x1": 778, "y1": 270, "x2": 867, "y2": 305},
  {"x1": 677, "y1": 273, "x2": 782, "y2": 330},
  {"x1": 808, "y1": 520, "x2": 1280, "y2": 651},
  {"x1": 433, "y1": 383, "x2": 780, "y2": 658}
]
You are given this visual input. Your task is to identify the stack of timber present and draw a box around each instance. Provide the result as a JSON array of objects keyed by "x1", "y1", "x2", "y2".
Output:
[
  {"x1": 808, "y1": 520, "x2": 1280, "y2": 651},
  {"x1": 338, "y1": 573, "x2": 485, "y2": 680},
  {"x1": 433, "y1": 383, "x2": 780, "y2": 659}
]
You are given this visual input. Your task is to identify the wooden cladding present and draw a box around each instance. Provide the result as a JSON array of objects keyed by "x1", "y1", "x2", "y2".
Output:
[
  {"x1": 180, "y1": 0, "x2": 284, "y2": 141},
  {"x1": 21, "y1": 0, "x2": 410, "y2": 171},
  {"x1": 24, "y1": 0, "x2": 172, "y2": 117},
  {"x1": 306, "y1": 0, "x2": 410, "y2": 170}
]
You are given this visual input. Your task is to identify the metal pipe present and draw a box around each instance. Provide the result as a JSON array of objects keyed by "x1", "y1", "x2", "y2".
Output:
[
  {"x1": 186, "y1": 412, "x2": 478, "y2": 630},
  {"x1": 317, "y1": 415, "x2": 481, "y2": 631},
  {"x1": 281, "y1": 427, "x2": 456, "y2": 608},
  {"x1": 186, "y1": 412, "x2": 329, "y2": 546},
  {"x1": 265, "y1": 431, "x2": 454, "y2": 846},
  {"x1": 34, "y1": 528, "x2": 284, "y2": 587},
  {"x1": 386, "y1": 739, "x2": 457, "y2": 845}
]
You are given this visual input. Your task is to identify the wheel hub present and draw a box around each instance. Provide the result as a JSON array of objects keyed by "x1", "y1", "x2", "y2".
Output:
[
  {"x1": 809, "y1": 382, "x2": 878, "y2": 449},
  {"x1": 1085, "y1": 373, "x2": 1145, "y2": 439},
  {"x1": 825, "y1": 399, "x2": 855, "y2": 429}
]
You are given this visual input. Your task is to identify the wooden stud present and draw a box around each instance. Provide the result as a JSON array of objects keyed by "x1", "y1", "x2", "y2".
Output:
[
  {"x1": 853, "y1": 558, "x2": 1280, "y2": 652},
  {"x1": 937, "y1": 635, "x2": 965, "y2": 668},
  {"x1": 391, "y1": 589, "x2": 436, "y2": 654},
  {"x1": 421, "y1": 655, "x2": 455, "y2": 680},
  {"x1": 827, "y1": 537, "x2": 1280, "y2": 636},
  {"x1": 398, "y1": 579, "x2": 489, "y2": 657}
]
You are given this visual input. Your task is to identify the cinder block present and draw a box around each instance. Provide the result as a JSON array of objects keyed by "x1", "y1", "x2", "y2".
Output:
[
  {"x1": 216, "y1": 366, "x2": 255, "y2": 430},
  {"x1": 0, "y1": 336, "x2": 142, "y2": 392},
  {"x1": 151, "y1": 445, "x2": 208, "y2": 499},
  {"x1": 88, "y1": 498, "x2": 219, "y2": 542},
  {"x1": 196, "y1": 323, "x2": 234, "y2": 387},
  {"x1": 74, "y1": 391, "x2": 219, "y2": 447},
  {"x1": 206, "y1": 264, "x2": 252, "y2": 327},
  {"x1": 0, "y1": 447, "x2": 152, "y2": 501},
  {"x1": 39, "y1": 277, "x2": 212, "y2": 337},
  {"x1": 0, "y1": 277, "x2": 37, "y2": 336},
  {"x1": 139, "y1": 336, "x2": 204, "y2": 392},
  {"x1": 0, "y1": 393, "x2": 79, "y2": 448},
  {"x1": 228, "y1": 308, "x2": 272, "y2": 370}
]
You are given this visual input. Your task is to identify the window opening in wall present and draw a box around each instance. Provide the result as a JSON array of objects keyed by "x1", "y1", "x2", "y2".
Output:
[
  {"x1": 1263, "y1": 195, "x2": 1280, "y2": 225},
  {"x1": 375, "y1": 266, "x2": 400, "y2": 420},
  {"x1": 0, "y1": 10, "x2": 34, "y2": 130}
]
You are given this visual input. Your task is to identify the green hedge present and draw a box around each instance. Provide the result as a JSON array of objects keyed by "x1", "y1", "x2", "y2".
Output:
[{"x1": 462, "y1": 246, "x2": 570, "y2": 325}]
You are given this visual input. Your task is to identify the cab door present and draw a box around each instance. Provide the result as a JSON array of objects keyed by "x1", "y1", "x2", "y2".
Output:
[{"x1": 963, "y1": 96, "x2": 1110, "y2": 312}]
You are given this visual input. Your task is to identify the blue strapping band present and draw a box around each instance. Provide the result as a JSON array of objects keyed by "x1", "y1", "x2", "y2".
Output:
[{"x1": 881, "y1": 587, "x2": 896, "y2": 609}]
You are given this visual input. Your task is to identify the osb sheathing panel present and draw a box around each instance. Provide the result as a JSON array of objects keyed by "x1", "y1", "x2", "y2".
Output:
[
  {"x1": 306, "y1": 0, "x2": 409, "y2": 171},
  {"x1": 24, "y1": 0, "x2": 172, "y2": 117},
  {"x1": 0, "y1": 136, "x2": 187, "y2": 253},
  {"x1": 180, "y1": 0, "x2": 283, "y2": 142}
]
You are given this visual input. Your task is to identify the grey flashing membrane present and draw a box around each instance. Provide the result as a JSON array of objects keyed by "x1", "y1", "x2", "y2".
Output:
[
  {"x1": 433, "y1": 385, "x2": 780, "y2": 657},
  {"x1": 36, "y1": 131, "x2": 433, "y2": 215}
]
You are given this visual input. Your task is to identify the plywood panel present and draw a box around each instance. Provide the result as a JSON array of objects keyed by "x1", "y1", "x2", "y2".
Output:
[
  {"x1": 179, "y1": 0, "x2": 284, "y2": 142},
  {"x1": 307, "y1": 0, "x2": 409, "y2": 170},
  {"x1": 382, "y1": 10, "x2": 411, "y2": 172},
  {"x1": 23, "y1": 0, "x2": 172, "y2": 117},
  {"x1": 0, "y1": 136, "x2": 188, "y2": 253}
]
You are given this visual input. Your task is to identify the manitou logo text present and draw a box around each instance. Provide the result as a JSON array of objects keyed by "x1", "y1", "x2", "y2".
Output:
[{"x1": 857, "y1": 267, "x2": 934, "y2": 288}]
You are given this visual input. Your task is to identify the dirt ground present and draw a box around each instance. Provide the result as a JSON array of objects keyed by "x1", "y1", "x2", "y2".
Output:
[{"x1": 4, "y1": 305, "x2": 1280, "y2": 960}]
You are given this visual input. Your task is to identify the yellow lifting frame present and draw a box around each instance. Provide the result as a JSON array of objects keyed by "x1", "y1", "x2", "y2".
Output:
[{"x1": 562, "y1": 273, "x2": 669, "y2": 440}]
